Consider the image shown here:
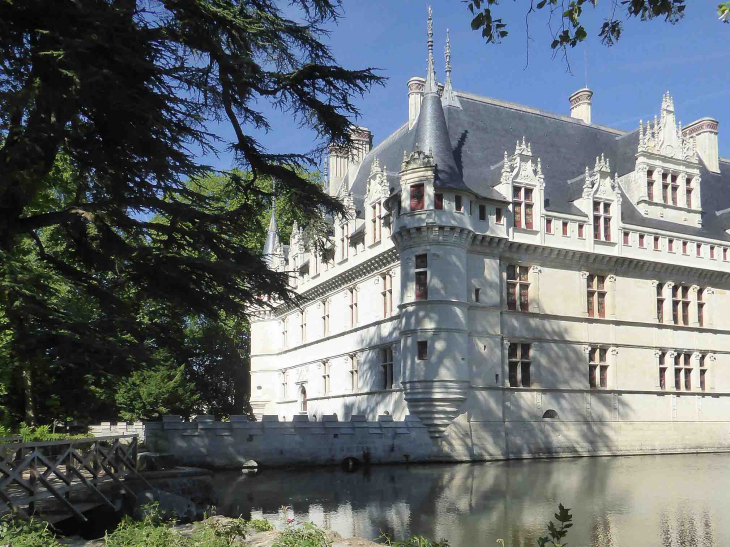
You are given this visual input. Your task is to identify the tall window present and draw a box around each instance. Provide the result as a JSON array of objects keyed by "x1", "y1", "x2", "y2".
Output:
[
  {"x1": 508, "y1": 343, "x2": 531, "y2": 387},
  {"x1": 417, "y1": 341, "x2": 428, "y2": 360},
  {"x1": 668, "y1": 238, "x2": 674, "y2": 252},
  {"x1": 349, "y1": 287, "x2": 358, "y2": 327},
  {"x1": 435, "y1": 193, "x2": 444, "y2": 210},
  {"x1": 350, "y1": 354, "x2": 359, "y2": 392},
  {"x1": 410, "y1": 184, "x2": 424, "y2": 211},
  {"x1": 415, "y1": 254, "x2": 428, "y2": 301},
  {"x1": 507, "y1": 265, "x2": 529, "y2": 312},
  {"x1": 381, "y1": 273, "x2": 393, "y2": 317},
  {"x1": 578, "y1": 223, "x2": 585, "y2": 238},
  {"x1": 455, "y1": 195, "x2": 463, "y2": 212},
  {"x1": 496, "y1": 207, "x2": 503, "y2": 224},
  {"x1": 647, "y1": 170, "x2": 655, "y2": 201},
  {"x1": 281, "y1": 371, "x2": 288, "y2": 399},
  {"x1": 340, "y1": 223, "x2": 349, "y2": 260},
  {"x1": 589, "y1": 347, "x2": 608, "y2": 389},
  {"x1": 513, "y1": 186, "x2": 533, "y2": 229},
  {"x1": 281, "y1": 319, "x2": 288, "y2": 348},
  {"x1": 593, "y1": 201, "x2": 611, "y2": 241},
  {"x1": 654, "y1": 236, "x2": 660, "y2": 250},
  {"x1": 659, "y1": 351, "x2": 667, "y2": 390},
  {"x1": 562, "y1": 221, "x2": 569, "y2": 236},
  {"x1": 546, "y1": 218, "x2": 553, "y2": 234},
  {"x1": 662, "y1": 176, "x2": 669, "y2": 203},
  {"x1": 683, "y1": 353, "x2": 692, "y2": 390},
  {"x1": 700, "y1": 354, "x2": 707, "y2": 391},
  {"x1": 322, "y1": 361, "x2": 330, "y2": 395},
  {"x1": 686, "y1": 178, "x2": 693, "y2": 208},
  {"x1": 479, "y1": 204, "x2": 487, "y2": 221},
  {"x1": 371, "y1": 203, "x2": 381, "y2": 243},
  {"x1": 623, "y1": 231, "x2": 630, "y2": 245},
  {"x1": 696, "y1": 243, "x2": 702, "y2": 257},
  {"x1": 300, "y1": 311, "x2": 306, "y2": 343},
  {"x1": 725, "y1": 248, "x2": 728, "y2": 261},
  {"x1": 587, "y1": 274, "x2": 606, "y2": 318},
  {"x1": 656, "y1": 283, "x2": 664, "y2": 322},
  {"x1": 697, "y1": 288, "x2": 705, "y2": 327},
  {"x1": 322, "y1": 299, "x2": 330, "y2": 337},
  {"x1": 671, "y1": 174, "x2": 679, "y2": 205},
  {"x1": 672, "y1": 285, "x2": 690, "y2": 326},
  {"x1": 710, "y1": 246, "x2": 716, "y2": 259},
  {"x1": 682, "y1": 241, "x2": 688, "y2": 255},
  {"x1": 639, "y1": 234, "x2": 645, "y2": 248},
  {"x1": 381, "y1": 347, "x2": 394, "y2": 390}
]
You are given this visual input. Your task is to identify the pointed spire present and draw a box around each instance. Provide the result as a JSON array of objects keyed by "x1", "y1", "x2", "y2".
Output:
[
  {"x1": 444, "y1": 29, "x2": 451, "y2": 80},
  {"x1": 639, "y1": 119, "x2": 644, "y2": 146},
  {"x1": 263, "y1": 180, "x2": 280, "y2": 257},
  {"x1": 425, "y1": 6, "x2": 437, "y2": 94},
  {"x1": 441, "y1": 29, "x2": 462, "y2": 109}
]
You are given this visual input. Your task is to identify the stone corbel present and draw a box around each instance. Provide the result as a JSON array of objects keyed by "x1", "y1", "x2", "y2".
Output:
[{"x1": 708, "y1": 353, "x2": 717, "y2": 362}]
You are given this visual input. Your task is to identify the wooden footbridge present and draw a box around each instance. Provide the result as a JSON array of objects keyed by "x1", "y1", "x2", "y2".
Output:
[{"x1": 0, "y1": 435, "x2": 152, "y2": 523}]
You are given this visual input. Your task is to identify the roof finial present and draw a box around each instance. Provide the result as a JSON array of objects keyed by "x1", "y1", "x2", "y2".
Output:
[
  {"x1": 425, "y1": 6, "x2": 437, "y2": 93},
  {"x1": 444, "y1": 29, "x2": 451, "y2": 80}
]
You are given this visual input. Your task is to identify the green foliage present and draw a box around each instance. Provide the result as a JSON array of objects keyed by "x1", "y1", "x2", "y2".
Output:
[
  {"x1": 378, "y1": 535, "x2": 449, "y2": 547},
  {"x1": 104, "y1": 515, "x2": 188, "y2": 547},
  {"x1": 115, "y1": 364, "x2": 201, "y2": 422},
  {"x1": 17, "y1": 423, "x2": 92, "y2": 442},
  {"x1": 0, "y1": 0, "x2": 383, "y2": 427},
  {"x1": 537, "y1": 503, "x2": 573, "y2": 547},
  {"x1": 466, "y1": 0, "x2": 724, "y2": 62},
  {"x1": 249, "y1": 519, "x2": 275, "y2": 533},
  {"x1": 0, "y1": 515, "x2": 63, "y2": 547},
  {"x1": 273, "y1": 522, "x2": 333, "y2": 547},
  {"x1": 720, "y1": 2, "x2": 730, "y2": 22}
]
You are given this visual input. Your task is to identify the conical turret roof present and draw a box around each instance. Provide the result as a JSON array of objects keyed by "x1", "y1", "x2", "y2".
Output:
[{"x1": 263, "y1": 210, "x2": 279, "y2": 256}]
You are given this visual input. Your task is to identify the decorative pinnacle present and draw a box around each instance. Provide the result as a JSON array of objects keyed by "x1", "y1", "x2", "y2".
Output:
[
  {"x1": 425, "y1": 6, "x2": 437, "y2": 93},
  {"x1": 444, "y1": 29, "x2": 451, "y2": 76}
]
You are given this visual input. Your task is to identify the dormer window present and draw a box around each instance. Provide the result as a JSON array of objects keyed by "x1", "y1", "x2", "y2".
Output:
[
  {"x1": 410, "y1": 184, "x2": 424, "y2": 211},
  {"x1": 647, "y1": 170, "x2": 654, "y2": 201},
  {"x1": 593, "y1": 201, "x2": 611, "y2": 242},
  {"x1": 513, "y1": 186, "x2": 533, "y2": 229},
  {"x1": 686, "y1": 179, "x2": 693, "y2": 208}
]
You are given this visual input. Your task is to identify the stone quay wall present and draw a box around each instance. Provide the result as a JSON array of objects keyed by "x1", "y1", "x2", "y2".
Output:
[{"x1": 143, "y1": 414, "x2": 436, "y2": 469}]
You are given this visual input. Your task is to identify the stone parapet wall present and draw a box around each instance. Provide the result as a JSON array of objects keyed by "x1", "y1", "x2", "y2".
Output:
[{"x1": 89, "y1": 421, "x2": 146, "y2": 442}]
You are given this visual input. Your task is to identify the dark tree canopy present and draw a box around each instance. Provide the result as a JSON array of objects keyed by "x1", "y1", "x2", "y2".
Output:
[{"x1": 0, "y1": 0, "x2": 384, "y2": 425}]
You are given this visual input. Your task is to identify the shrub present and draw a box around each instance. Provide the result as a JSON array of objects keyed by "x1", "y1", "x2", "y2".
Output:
[
  {"x1": 273, "y1": 522, "x2": 333, "y2": 547},
  {"x1": 379, "y1": 536, "x2": 450, "y2": 547},
  {"x1": 0, "y1": 515, "x2": 63, "y2": 547}
]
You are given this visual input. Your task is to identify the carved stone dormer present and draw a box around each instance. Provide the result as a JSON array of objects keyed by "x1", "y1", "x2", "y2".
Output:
[
  {"x1": 574, "y1": 154, "x2": 620, "y2": 245},
  {"x1": 628, "y1": 92, "x2": 703, "y2": 227},
  {"x1": 366, "y1": 156, "x2": 389, "y2": 205},
  {"x1": 495, "y1": 138, "x2": 544, "y2": 234}
]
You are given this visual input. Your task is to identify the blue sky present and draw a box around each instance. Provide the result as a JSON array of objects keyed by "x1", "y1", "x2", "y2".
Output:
[{"x1": 199, "y1": 0, "x2": 730, "y2": 172}]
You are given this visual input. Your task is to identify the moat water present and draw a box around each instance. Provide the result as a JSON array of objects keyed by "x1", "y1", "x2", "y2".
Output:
[{"x1": 212, "y1": 453, "x2": 730, "y2": 547}]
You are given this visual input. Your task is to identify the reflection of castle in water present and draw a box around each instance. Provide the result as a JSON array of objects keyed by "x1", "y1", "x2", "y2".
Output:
[{"x1": 213, "y1": 454, "x2": 728, "y2": 546}]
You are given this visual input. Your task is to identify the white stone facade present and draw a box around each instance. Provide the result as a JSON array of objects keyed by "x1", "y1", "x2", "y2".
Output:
[{"x1": 251, "y1": 12, "x2": 730, "y2": 454}]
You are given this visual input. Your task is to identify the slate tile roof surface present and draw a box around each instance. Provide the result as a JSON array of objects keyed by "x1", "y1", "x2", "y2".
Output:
[{"x1": 348, "y1": 89, "x2": 730, "y2": 242}]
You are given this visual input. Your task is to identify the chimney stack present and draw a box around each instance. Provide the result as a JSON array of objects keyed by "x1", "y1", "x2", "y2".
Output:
[
  {"x1": 408, "y1": 76, "x2": 425, "y2": 129},
  {"x1": 327, "y1": 126, "x2": 373, "y2": 196},
  {"x1": 683, "y1": 118, "x2": 720, "y2": 173},
  {"x1": 569, "y1": 88, "x2": 593, "y2": 124}
]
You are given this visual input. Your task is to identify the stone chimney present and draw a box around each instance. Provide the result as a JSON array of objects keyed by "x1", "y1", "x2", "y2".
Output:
[
  {"x1": 408, "y1": 76, "x2": 425, "y2": 129},
  {"x1": 327, "y1": 126, "x2": 373, "y2": 196},
  {"x1": 683, "y1": 118, "x2": 720, "y2": 173},
  {"x1": 569, "y1": 88, "x2": 593, "y2": 124}
]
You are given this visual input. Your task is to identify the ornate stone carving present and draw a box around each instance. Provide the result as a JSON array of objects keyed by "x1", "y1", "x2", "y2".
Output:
[
  {"x1": 366, "y1": 156, "x2": 389, "y2": 204},
  {"x1": 530, "y1": 265, "x2": 542, "y2": 275},
  {"x1": 582, "y1": 345, "x2": 592, "y2": 355},
  {"x1": 401, "y1": 148, "x2": 435, "y2": 171},
  {"x1": 638, "y1": 92, "x2": 698, "y2": 162},
  {"x1": 610, "y1": 347, "x2": 619, "y2": 356}
]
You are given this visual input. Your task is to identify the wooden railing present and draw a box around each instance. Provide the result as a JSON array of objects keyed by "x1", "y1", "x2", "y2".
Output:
[{"x1": 0, "y1": 435, "x2": 150, "y2": 522}]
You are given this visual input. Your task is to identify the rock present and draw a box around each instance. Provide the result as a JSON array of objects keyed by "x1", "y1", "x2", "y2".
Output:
[
  {"x1": 137, "y1": 452, "x2": 179, "y2": 472},
  {"x1": 133, "y1": 489, "x2": 196, "y2": 523},
  {"x1": 241, "y1": 459, "x2": 258, "y2": 474}
]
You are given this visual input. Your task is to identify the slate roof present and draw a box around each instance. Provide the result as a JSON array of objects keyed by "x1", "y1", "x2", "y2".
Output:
[{"x1": 348, "y1": 88, "x2": 730, "y2": 242}]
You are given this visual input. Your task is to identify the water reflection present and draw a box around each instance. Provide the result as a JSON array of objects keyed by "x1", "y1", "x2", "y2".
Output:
[{"x1": 211, "y1": 453, "x2": 730, "y2": 546}]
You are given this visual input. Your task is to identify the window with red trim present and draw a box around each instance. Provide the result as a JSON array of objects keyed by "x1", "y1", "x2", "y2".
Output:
[{"x1": 410, "y1": 184, "x2": 424, "y2": 211}]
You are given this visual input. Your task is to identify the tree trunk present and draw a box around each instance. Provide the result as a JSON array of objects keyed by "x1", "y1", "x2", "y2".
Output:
[{"x1": 22, "y1": 365, "x2": 36, "y2": 427}]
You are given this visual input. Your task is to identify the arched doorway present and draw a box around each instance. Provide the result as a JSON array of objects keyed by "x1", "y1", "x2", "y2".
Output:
[{"x1": 300, "y1": 385, "x2": 307, "y2": 413}]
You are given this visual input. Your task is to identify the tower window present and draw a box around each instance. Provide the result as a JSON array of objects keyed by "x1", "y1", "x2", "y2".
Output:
[
  {"x1": 623, "y1": 231, "x2": 630, "y2": 245},
  {"x1": 455, "y1": 195, "x2": 463, "y2": 212},
  {"x1": 417, "y1": 341, "x2": 428, "y2": 360},
  {"x1": 507, "y1": 265, "x2": 529, "y2": 312},
  {"x1": 415, "y1": 254, "x2": 428, "y2": 301},
  {"x1": 639, "y1": 234, "x2": 645, "y2": 248},
  {"x1": 474, "y1": 288, "x2": 481, "y2": 303},
  {"x1": 562, "y1": 221, "x2": 569, "y2": 236},
  {"x1": 479, "y1": 204, "x2": 487, "y2": 221},
  {"x1": 435, "y1": 193, "x2": 443, "y2": 210},
  {"x1": 654, "y1": 236, "x2": 660, "y2": 250},
  {"x1": 578, "y1": 224, "x2": 585, "y2": 238},
  {"x1": 410, "y1": 184, "x2": 425, "y2": 211},
  {"x1": 668, "y1": 238, "x2": 674, "y2": 252},
  {"x1": 495, "y1": 207, "x2": 503, "y2": 224}
]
